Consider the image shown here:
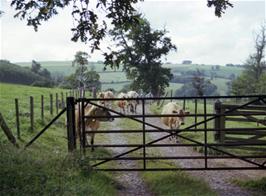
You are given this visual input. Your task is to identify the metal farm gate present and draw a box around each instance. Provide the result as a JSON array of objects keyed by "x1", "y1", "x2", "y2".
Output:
[{"x1": 65, "y1": 95, "x2": 266, "y2": 171}]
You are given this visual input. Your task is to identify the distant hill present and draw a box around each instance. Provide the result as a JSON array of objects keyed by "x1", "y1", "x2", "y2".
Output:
[
  {"x1": 0, "y1": 60, "x2": 50, "y2": 86},
  {"x1": 15, "y1": 60, "x2": 245, "y2": 95}
]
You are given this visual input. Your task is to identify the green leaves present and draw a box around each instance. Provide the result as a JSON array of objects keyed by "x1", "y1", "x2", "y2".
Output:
[{"x1": 104, "y1": 17, "x2": 176, "y2": 96}]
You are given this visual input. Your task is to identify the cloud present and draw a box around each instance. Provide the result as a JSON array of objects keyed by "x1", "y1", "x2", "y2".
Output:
[{"x1": 0, "y1": 0, "x2": 265, "y2": 65}]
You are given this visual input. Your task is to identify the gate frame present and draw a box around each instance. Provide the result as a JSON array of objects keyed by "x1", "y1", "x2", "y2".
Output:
[{"x1": 67, "y1": 95, "x2": 266, "y2": 171}]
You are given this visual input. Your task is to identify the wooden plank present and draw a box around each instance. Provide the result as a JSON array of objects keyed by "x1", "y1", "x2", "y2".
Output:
[
  {"x1": 228, "y1": 110, "x2": 266, "y2": 115},
  {"x1": 224, "y1": 146, "x2": 266, "y2": 152},
  {"x1": 226, "y1": 130, "x2": 266, "y2": 136},
  {"x1": 243, "y1": 115, "x2": 266, "y2": 126},
  {"x1": 222, "y1": 104, "x2": 266, "y2": 110},
  {"x1": 224, "y1": 137, "x2": 266, "y2": 144},
  {"x1": 225, "y1": 117, "x2": 255, "y2": 122}
]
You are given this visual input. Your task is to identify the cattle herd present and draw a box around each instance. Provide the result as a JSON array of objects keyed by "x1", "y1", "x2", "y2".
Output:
[{"x1": 73, "y1": 90, "x2": 189, "y2": 151}]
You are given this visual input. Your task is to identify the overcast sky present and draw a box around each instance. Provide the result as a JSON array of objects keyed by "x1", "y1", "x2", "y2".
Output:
[{"x1": 0, "y1": 0, "x2": 265, "y2": 65}]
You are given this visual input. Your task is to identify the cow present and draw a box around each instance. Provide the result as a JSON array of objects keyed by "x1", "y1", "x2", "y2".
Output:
[
  {"x1": 126, "y1": 91, "x2": 139, "y2": 113},
  {"x1": 75, "y1": 104, "x2": 114, "y2": 151},
  {"x1": 98, "y1": 90, "x2": 115, "y2": 109},
  {"x1": 117, "y1": 92, "x2": 128, "y2": 113},
  {"x1": 161, "y1": 102, "x2": 189, "y2": 131}
]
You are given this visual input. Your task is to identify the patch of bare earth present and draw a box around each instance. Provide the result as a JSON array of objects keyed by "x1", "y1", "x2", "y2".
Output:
[
  {"x1": 105, "y1": 118, "x2": 153, "y2": 196},
  {"x1": 144, "y1": 105, "x2": 266, "y2": 196}
]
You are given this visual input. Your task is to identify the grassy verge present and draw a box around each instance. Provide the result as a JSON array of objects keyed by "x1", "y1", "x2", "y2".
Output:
[
  {"x1": 232, "y1": 177, "x2": 266, "y2": 194},
  {"x1": 117, "y1": 118, "x2": 216, "y2": 196},
  {"x1": 0, "y1": 143, "x2": 118, "y2": 196}
]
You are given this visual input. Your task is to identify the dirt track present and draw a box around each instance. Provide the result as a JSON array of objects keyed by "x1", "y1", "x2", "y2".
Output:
[{"x1": 98, "y1": 104, "x2": 265, "y2": 196}]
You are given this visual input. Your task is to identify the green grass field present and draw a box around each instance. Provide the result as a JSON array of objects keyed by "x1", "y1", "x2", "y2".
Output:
[{"x1": 0, "y1": 83, "x2": 119, "y2": 195}]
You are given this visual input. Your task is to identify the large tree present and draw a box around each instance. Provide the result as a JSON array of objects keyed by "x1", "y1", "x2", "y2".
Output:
[
  {"x1": 10, "y1": 0, "x2": 233, "y2": 51},
  {"x1": 231, "y1": 24, "x2": 266, "y2": 95},
  {"x1": 104, "y1": 18, "x2": 176, "y2": 96}
]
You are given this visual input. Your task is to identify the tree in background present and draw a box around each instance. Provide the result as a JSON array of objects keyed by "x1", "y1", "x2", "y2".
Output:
[
  {"x1": 63, "y1": 68, "x2": 101, "y2": 92},
  {"x1": 231, "y1": 24, "x2": 266, "y2": 95},
  {"x1": 72, "y1": 51, "x2": 90, "y2": 97},
  {"x1": 192, "y1": 69, "x2": 206, "y2": 96},
  {"x1": 174, "y1": 69, "x2": 219, "y2": 97},
  {"x1": 10, "y1": 0, "x2": 233, "y2": 52},
  {"x1": 104, "y1": 18, "x2": 176, "y2": 96},
  {"x1": 31, "y1": 60, "x2": 41, "y2": 74}
]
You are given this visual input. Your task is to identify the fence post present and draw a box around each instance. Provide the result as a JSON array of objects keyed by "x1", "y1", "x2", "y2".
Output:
[
  {"x1": 0, "y1": 112, "x2": 19, "y2": 148},
  {"x1": 194, "y1": 99, "x2": 198, "y2": 130},
  {"x1": 15, "y1": 98, "x2": 20, "y2": 139},
  {"x1": 183, "y1": 99, "x2": 186, "y2": 109},
  {"x1": 66, "y1": 97, "x2": 76, "y2": 151},
  {"x1": 50, "y1": 94, "x2": 53, "y2": 116},
  {"x1": 170, "y1": 89, "x2": 173, "y2": 102},
  {"x1": 61, "y1": 92, "x2": 64, "y2": 108},
  {"x1": 41, "y1": 95, "x2": 44, "y2": 123},
  {"x1": 30, "y1": 96, "x2": 34, "y2": 131},
  {"x1": 56, "y1": 93, "x2": 59, "y2": 114},
  {"x1": 214, "y1": 100, "x2": 225, "y2": 143}
]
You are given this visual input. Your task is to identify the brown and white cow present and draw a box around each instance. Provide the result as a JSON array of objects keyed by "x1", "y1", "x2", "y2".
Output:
[
  {"x1": 117, "y1": 92, "x2": 128, "y2": 113},
  {"x1": 161, "y1": 102, "x2": 189, "y2": 131},
  {"x1": 75, "y1": 104, "x2": 114, "y2": 151}
]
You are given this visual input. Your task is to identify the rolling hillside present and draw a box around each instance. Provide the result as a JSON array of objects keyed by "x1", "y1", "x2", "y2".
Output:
[
  {"x1": 16, "y1": 61, "x2": 244, "y2": 95},
  {"x1": 0, "y1": 60, "x2": 49, "y2": 85}
]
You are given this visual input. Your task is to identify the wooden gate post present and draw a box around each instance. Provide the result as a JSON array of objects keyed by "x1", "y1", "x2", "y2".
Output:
[
  {"x1": 66, "y1": 97, "x2": 76, "y2": 151},
  {"x1": 214, "y1": 100, "x2": 225, "y2": 143}
]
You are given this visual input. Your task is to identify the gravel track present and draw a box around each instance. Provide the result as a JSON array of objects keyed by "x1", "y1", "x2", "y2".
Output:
[{"x1": 105, "y1": 118, "x2": 153, "y2": 196}]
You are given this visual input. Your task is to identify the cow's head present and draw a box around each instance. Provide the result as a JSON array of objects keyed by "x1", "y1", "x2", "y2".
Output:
[
  {"x1": 88, "y1": 106, "x2": 114, "y2": 122},
  {"x1": 173, "y1": 109, "x2": 190, "y2": 125}
]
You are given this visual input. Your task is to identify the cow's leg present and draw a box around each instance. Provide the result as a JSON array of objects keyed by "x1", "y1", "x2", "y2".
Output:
[{"x1": 91, "y1": 134, "x2": 95, "y2": 152}]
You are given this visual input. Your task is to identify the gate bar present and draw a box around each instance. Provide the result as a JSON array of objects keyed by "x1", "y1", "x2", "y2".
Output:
[{"x1": 90, "y1": 97, "x2": 265, "y2": 168}]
